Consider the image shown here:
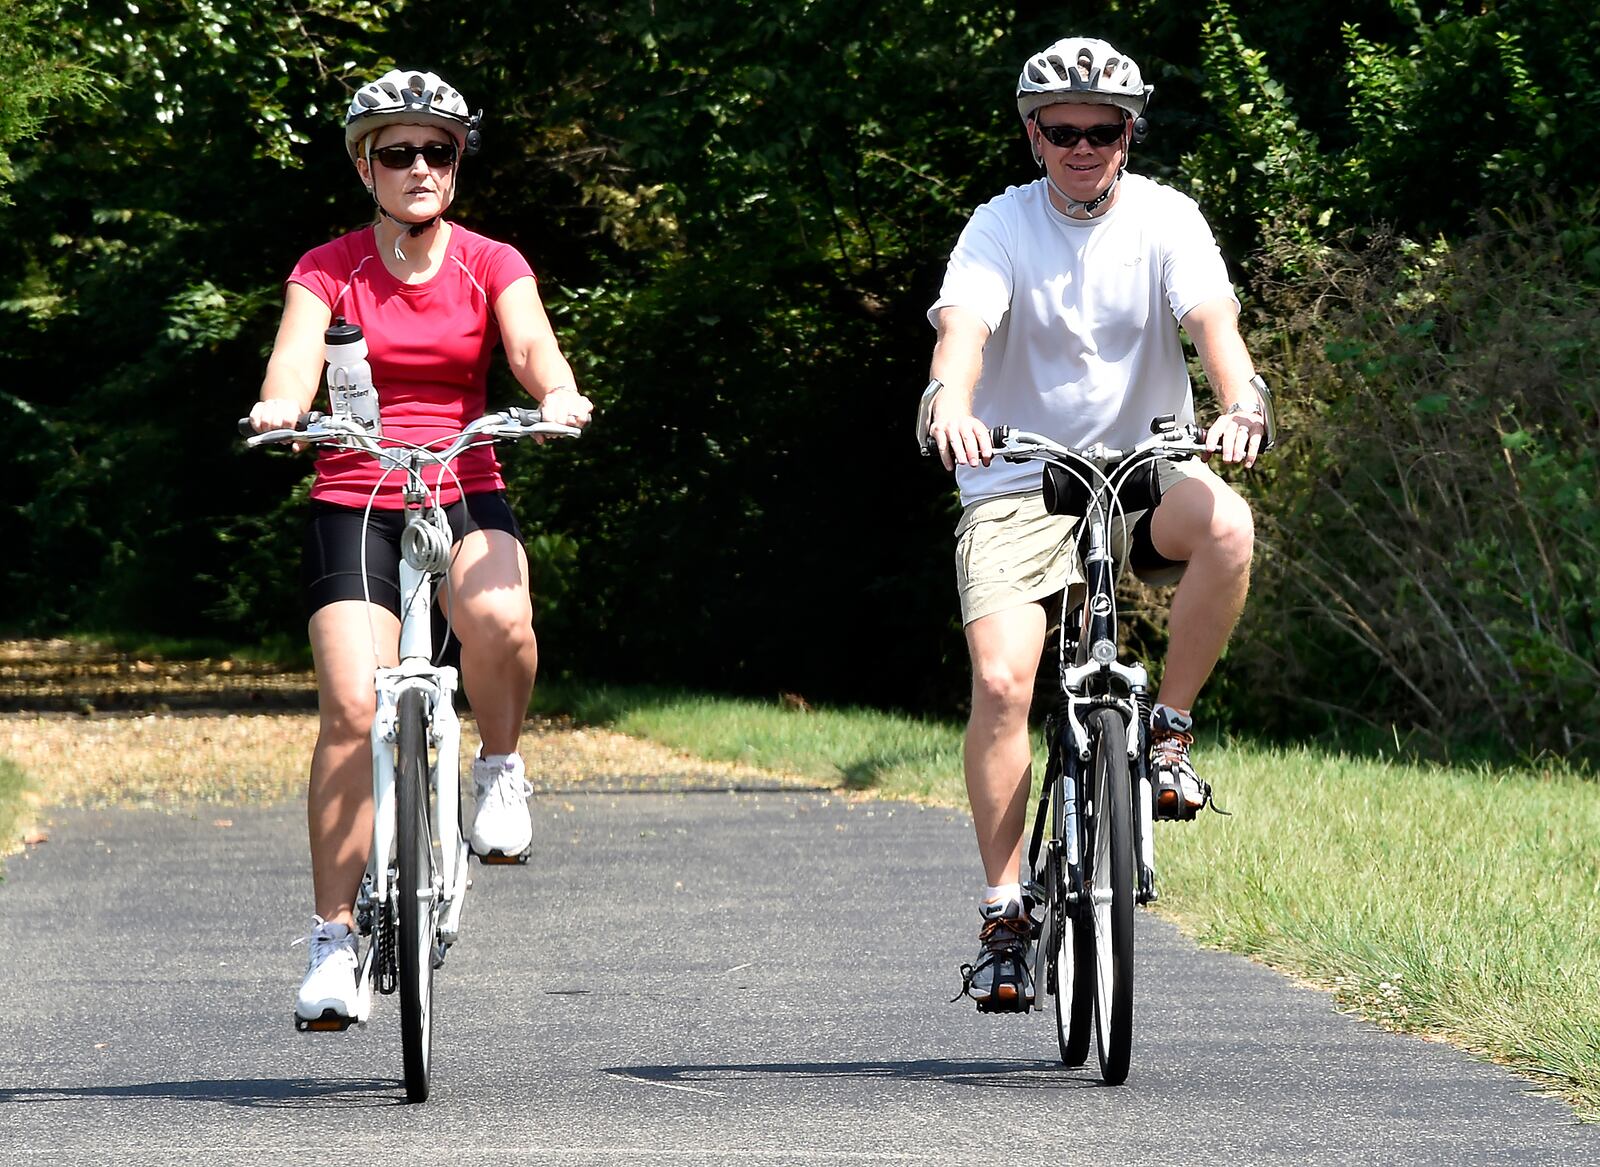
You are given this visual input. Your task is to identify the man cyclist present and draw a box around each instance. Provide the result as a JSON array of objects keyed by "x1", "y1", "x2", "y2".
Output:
[{"x1": 923, "y1": 36, "x2": 1268, "y2": 1011}]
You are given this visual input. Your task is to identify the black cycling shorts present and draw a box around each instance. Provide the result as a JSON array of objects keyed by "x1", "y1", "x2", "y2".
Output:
[
  {"x1": 301, "y1": 492, "x2": 524, "y2": 620},
  {"x1": 1126, "y1": 507, "x2": 1185, "y2": 581}
]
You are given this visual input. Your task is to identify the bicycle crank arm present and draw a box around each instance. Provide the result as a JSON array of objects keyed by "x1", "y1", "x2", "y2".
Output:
[{"x1": 354, "y1": 943, "x2": 376, "y2": 1024}]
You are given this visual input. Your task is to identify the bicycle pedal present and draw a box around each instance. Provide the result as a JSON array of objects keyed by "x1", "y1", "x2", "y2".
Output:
[
  {"x1": 974, "y1": 989, "x2": 1035, "y2": 1015},
  {"x1": 474, "y1": 845, "x2": 531, "y2": 866},
  {"x1": 294, "y1": 1009, "x2": 356, "y2": 1034}
]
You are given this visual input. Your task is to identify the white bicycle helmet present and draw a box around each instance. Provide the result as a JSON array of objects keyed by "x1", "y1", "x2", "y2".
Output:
[
  {"x1": 1016, "y1": 37, "x2": 1152, "y2": 122},
  {"x1": 343, "y1": 69, "x2": 478, "y2": 161}
]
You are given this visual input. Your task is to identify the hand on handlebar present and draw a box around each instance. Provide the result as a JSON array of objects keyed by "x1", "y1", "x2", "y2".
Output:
[
  {"x1": 1204, "y1": 410, "x2": 1266, "y2": 469},
  {"x1": 247, "y1": 399, "x2": 315, "y2": 451},
  {"x1": 249, "y1": 399, "x2": 307, "y2": 433},
  {"x1": 927, "y1": 414, "x2": 995, "y2": 471},
  {"x1": 538, "y1": 387, "x2": 594, "y2": 429}
]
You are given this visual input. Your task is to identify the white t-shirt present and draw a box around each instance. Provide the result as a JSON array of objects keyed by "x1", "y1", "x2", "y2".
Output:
[{"x1": 928, "y1": 173, "x2": 1239, "y2": 506}]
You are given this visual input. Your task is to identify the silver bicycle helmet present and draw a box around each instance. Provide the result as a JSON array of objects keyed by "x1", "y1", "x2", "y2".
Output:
[
  {"x1": 1016, "y1": 37, "x2": 1152, "y2": 122},
  {"x1": 343, "y1": 69, "x2": 478, "y2": 162}
]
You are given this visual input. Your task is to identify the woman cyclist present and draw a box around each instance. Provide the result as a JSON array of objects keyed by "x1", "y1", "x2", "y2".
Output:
[{"x1": 247, "y1": 68, "x2": 594, "y2": 1027}]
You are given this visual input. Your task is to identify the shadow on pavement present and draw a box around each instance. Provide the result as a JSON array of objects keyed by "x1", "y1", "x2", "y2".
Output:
[
  {"x1": 607, "y1": 1058, "x2": 1102, "y2": 1091},
  {"x1": 0, "y1": 1076, "x2": 403, "y2": 1109}
]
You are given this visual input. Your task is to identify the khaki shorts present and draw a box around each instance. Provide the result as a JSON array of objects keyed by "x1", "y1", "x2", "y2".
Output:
[{"x1": 954, "y1": 457, "x2": 1219, "y2": 626}]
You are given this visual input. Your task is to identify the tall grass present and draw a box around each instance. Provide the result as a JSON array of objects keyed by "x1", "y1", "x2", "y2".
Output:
[
  {"x1": 541, "y1": 682, "x2": 1600, "y2": 1119},
  {"x1": 0, "y1": 757, "x2": 28, "y2": 869}
]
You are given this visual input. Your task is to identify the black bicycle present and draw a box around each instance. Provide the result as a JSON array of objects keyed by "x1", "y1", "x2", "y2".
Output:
[{"x1": 988, "y1": 404, "x2": 1275, "y2": 1084}]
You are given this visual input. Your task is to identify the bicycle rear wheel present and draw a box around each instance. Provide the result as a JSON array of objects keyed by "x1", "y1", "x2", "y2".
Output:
[
  {"x1": 1049, "y1": 746, "x2": 1093, "y2": 1067},
  {"x1": 1086, "y1": 707, "x2": 1135, "y2": 1084},
  {"x1": 396, "y1": 687, "x2": 439, "y2": 1103}
]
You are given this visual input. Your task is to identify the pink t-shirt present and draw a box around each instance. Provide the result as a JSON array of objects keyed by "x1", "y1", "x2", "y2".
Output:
[{"x1": 288, "y1": 223, "x2": 535, "y2": 508}]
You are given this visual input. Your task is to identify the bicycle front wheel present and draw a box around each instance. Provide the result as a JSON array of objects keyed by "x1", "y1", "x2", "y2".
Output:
[
  {"x1": 1086, "y1": 707, "x2": 1135, "y2": 1085},
  {"x1": 396, "y1": 687, "x2": 439, "y2": 1103},
  {"x1": 1049, "y1": 745, "x2": 1093, "y2": 1067}
]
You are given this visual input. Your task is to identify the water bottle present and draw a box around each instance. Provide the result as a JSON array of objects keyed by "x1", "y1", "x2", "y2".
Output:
[{"x1": 324, "y1": 316, "x2": 381, "y2": 436}]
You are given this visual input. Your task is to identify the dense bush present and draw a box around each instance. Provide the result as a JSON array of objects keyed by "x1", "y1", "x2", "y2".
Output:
[{"x1": 1236, "y1": 203, "x2": 1600, "y2": 757}]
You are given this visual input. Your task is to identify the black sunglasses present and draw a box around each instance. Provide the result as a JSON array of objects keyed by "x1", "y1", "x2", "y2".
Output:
[
  {"x1": 1034, "y1": 121, "x2": 1125, "y2": 149},
  {"x1": 371, "y1": 142, "x2": 458, "y2": 170}
]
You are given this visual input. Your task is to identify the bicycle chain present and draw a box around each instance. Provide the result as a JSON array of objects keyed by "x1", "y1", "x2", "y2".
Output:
[{"x1": 375, "y1": 896, "x2": 398, "y2": 995}]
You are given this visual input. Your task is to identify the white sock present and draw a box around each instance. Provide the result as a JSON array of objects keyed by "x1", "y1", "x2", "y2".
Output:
[
  {"x1": 1152, "y1": 703, "x2": 1193, "y2": 732},
  {"x1": 983, "y1": 882, "x2": 1022, "y2": 908}
]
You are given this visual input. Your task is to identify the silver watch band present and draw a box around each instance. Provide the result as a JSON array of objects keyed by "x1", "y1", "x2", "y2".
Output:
[{"x1": 1224, "y1": 374, "x2": 1269, "y2": 418}]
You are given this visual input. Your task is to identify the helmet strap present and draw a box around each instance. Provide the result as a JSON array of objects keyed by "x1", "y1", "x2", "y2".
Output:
[
  {"x1": 1043, "y1": 169, "x2": 1122, "y2": 219},
  {"x1": 1029, "y1": 112, "x2": 1130, "y2": 220},
  {"x1": 374, "y1": 206, "x2": 440, "y2": 260},
  {"x1": 362, "y1": 139, "x2": 457, "y2": 261}
]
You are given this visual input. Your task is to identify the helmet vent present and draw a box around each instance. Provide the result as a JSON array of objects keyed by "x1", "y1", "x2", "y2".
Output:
[{"x1": 343, "y1": 69, "x2": 479, "y2": 160}]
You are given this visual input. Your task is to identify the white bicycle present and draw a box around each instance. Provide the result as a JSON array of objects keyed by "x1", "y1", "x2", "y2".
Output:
[{"x1": 242, "y1": 407, "x2": 579, "y2": 1102}]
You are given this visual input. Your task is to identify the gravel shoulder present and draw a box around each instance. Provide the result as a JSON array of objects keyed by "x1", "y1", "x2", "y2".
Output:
[{"x1": 0, "y1": 640, "x2": 820, "y2": 851}]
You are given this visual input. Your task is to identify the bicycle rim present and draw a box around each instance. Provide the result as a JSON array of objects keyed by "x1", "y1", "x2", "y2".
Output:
[
  {"x1": 396, "y1": 687, "x2": 438, "y2": 1102},
  {"x1": 1050, "y1": 750, "x2": 1093, "y2": 1067},
  {"x1": 1087, "y1": 707, "x2": 1134, "y2": 1084}
]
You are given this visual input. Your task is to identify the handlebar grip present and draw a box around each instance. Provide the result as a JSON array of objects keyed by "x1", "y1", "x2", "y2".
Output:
[
  {"x1": 990, "y1": 425, "x2": 1010, "y2": 448},
  {"x1": 237, "y1": 418, "x2": 255, "y2": 437}
]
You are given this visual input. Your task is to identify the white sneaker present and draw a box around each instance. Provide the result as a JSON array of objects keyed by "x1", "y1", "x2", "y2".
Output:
[
  {"x1": 295, "y1": 916, "x2": 359, "y2": 1026},
  {"x1": 470, "y1": 752, "x2": 533, "y2": 858}
]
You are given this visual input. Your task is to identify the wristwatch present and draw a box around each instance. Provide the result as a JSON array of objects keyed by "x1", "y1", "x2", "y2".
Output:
[{"x1": 1223, "y1": 374, "x2": 1269, "y2": 419}]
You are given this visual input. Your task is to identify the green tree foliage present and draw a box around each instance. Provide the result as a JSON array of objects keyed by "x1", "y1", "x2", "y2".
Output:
[
  {"x1": 447, "y1": 1, "x2": 1033, "y2": 706},
  {"x1": 0, "y1": 0, "x2": 100, "y2": 199},
  {"x1": 3, "y1": 0, "x2": 401, "y2": 634},
  {"x1": 1182, "y1": 0, "x2": 1600, "y2": 254},
  {"x1": 5, "y1": 1, "x2": 1598, "y2": 756}
]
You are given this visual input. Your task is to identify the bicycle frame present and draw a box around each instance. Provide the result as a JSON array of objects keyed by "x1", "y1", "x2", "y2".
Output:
[
  {"x1": 354, "y1": 486, "x2": 468, "y2": 1023},
  {"x1": 1014, "y1": 428, "x2": 1202, "y2": 909}
]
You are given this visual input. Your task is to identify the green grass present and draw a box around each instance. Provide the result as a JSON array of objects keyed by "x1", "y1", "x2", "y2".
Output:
[
  {"x1": 538, "y1": 682, "x2": 972, "y2": 800},
  {"x1": 0, "y1": 757, "x2": 29, "y2": 873},
  {"x1": 1159, "y1": 740, "x2": 1600, "y2": 1117},
  {"x1": 539, "y1": 681, "x2": 1600, "y2": 1120}
]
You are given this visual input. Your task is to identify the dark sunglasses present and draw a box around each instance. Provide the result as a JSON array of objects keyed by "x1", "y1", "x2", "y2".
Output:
[
  {"x1": 1034, "y1": 121, "x2": 1125, "y2": 149},
  {"x1": 371, "y1": 142, "x2": 458, "y2": 170}
]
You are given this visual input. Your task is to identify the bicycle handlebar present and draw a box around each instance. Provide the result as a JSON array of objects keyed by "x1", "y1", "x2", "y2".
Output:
[
  {"x1": 918, "y1": 378, "x2": 1278, "y2": 459},
  {"x1": 238, "y1": 407, "x2": 581, "y2": 464},
  {"x1": 989, "y1": 418, "x2": 1210, "y2": 470}
]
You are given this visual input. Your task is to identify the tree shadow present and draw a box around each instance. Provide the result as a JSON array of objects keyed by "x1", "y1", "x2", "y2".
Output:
[{"x1": 0, "y1": 1076, "x2": 403, "y2": 1109}]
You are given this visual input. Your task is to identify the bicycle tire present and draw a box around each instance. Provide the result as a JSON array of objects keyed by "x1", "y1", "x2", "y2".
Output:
[
  {"x1": 396, "y1": 687, "x2": 438, "y2": 1103},
  {"x1": 1086, "y1": 706, "x2": 1135, "y2": 1085},
  {"x1": 1049, "y1": 745, "x2": 1094, "y2": 1067}
]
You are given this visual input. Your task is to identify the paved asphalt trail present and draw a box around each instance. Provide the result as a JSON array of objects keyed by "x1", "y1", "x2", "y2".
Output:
[{"x1": 2, "y1": 783, "x2": 1595, "y2": 1165}]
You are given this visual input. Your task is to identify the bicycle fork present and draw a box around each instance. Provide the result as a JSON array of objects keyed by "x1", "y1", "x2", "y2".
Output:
[{"x1": 351, "y1": 559, "x2": 471, "y2": 1022}]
